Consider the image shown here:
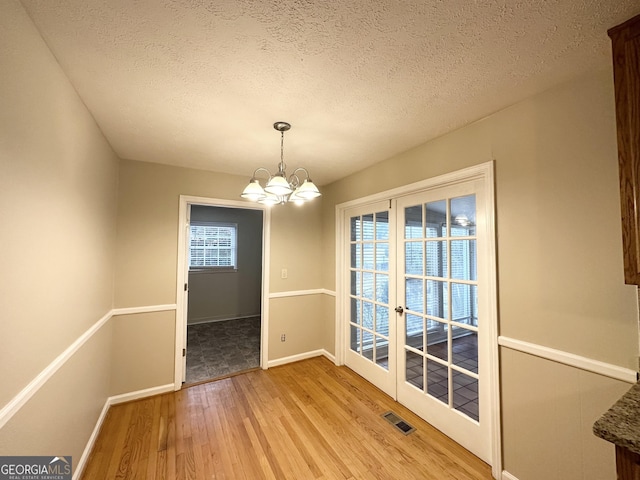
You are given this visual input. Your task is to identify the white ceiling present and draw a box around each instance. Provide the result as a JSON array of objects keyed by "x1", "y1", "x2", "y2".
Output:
[{"x1": 19, "y1": 0, "x2": 640, "y2": 186}]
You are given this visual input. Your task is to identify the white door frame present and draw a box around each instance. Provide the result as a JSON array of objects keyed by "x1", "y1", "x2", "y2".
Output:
[
  {"x1": 174, "y1": 195, "x2": 271, "y2": 390},
  {"x1": 334, "y1": 161, "x2": 501, "y2": 477}
]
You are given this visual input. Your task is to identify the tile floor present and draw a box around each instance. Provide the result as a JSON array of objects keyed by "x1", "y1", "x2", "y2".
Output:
[
  {"x1": 185, "y1": 316, "x2": 261, "y2": 384},
  {"x1": 406, "y1": 333, "x2": 479, "y2": 421}
]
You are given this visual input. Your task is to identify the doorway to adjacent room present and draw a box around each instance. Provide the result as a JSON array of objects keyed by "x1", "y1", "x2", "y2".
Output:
[{"x1": 175, "y1": 197, "x2": 269, "y2": 386}]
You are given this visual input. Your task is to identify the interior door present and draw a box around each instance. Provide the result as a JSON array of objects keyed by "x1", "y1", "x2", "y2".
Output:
[
  {"x1": 344, "y1": 201, "x2": 396, "y2": 398},
  {"x1": 395, "y1": 180, "x2": 490, "y2": 463}
]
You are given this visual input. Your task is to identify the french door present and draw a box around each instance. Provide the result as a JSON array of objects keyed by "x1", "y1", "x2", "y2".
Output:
[{"x1": 343, "y1": 174, "x2": 494, "y2": 464}]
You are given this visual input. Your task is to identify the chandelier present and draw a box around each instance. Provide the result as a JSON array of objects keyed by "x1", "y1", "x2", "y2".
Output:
[{"x1": 241, "y1": 122, "x2": 321, "y2": 205}]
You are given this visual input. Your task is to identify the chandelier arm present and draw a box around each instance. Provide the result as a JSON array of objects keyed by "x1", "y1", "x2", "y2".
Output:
[
  {"x1": 288, "y1": 173, "x2": 301, "y2": 189},
  {"x1": 252, "y1": 167, "x2": 273, "y2": 182},
  {"x1": 291, "y1": 167, "x2": 311, "y2": 180}
]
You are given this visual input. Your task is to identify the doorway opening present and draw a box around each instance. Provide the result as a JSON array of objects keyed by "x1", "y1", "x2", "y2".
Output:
[{"x1": 175, "y1": 196, "x2": 270, "y2": 388}]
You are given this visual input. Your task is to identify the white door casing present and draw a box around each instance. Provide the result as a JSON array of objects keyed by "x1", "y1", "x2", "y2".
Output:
[{"x1": 175, "y1": 196, "x2": 271, "y2": 390}]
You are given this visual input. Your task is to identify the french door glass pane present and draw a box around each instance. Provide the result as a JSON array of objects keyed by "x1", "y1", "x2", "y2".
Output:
[
  {"x1": 451, "y1": 240, "x2": 476, "y2": 281},
  {"x1": 452, "y1": 370, "x2": 479, "y2": 421},
  {"x1": 351, "y1": 244, "x2": 361, "y2": 268},
  {"x1": 451, "y1": 283, "x2": 476, "y2": 326},
  {"x1": 350, "y1": 298, "x2": 361, "y2": 325},
  {"x1": 426, "y1": 200, "x2": 446, "y2": 238},
  {"x1": 363, "y1": 331, "x2": 374, "y2": 360},
  {"x1": 405, "y1": 314, "x2": 424, "y2": 350},
  {"x1": 406, "y1": 314, "x2": 423, "y2": 350},
  {"x1": 405, "y1": 205, "x2": 423, "y2": 239},
  {"x1": 362, "y1": 272, "x2": 374, "y2": 299},
  {"x1": 406, "y1": 278, "x2": 423, "y2": 313},
  {"x1": 376, "y1": 274, "x2": 389, "y2": 303},
  {"x1": 376, "y1": 211, "x2": 389, "y2": 240},
  {"x1": 363, "y1": 301, "x2": 374, "y2": 329},
  {"x1": 405, "y1": 241, "x2": 423, "y2": 275},
  {"x1": 350, "y1": 271, "x2": 360, "y2": 296},
  {"x1": 450, "y1": 195, "x2": 476, "y2": 237},
  {"x1": 375, "y1": 336, "x2": 389, "y2": 369},
  {"x1": 350, "y1": 325, "x2": 360, "y2": 352},
  {"x1": 452, "y1": 329, "x2": 478, "y2": 374},
  {"x1": 427, "y1": 359, "x2": 448, "y2": 403},
  {"x1": 376, "y1": 243, "x2": 389, "y2": 270},
  {"x1": 426, "y1": 280, "x2": 448, "y2": 319},
  {"x1": 350, "y1": 217, "x2": 360, "y2": 241},
  {"x1": 406, "y1": 350, "x2": 424, "y2": 389},
  {"x1": 376, "y1": 304, "x2": 389, "y2": 336},
  {"x1": 426, "y1": 240, "x2": 447, "y2": 277},
  {"x1": 426, "y1": 320, "x2": 448, "y2": 362},
  {"x1": 363, "y1": 243, "x2": 374, "y2": 269},
  {"x1": 363, "y1": 214, "x2": 374, "y2": 240}
]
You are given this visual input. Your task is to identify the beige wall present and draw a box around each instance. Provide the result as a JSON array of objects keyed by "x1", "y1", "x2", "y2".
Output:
[
  {"x1": 269, "y1": 295, "x2": 326, "y2": 359},
  {"x1": 110, "y1": 312, "x2": 175, "y2": 395},
  {"x1": 501, "y1": 348, "x2": 630, "y2": 480},
  {"x1": 0, "y1": 0, "x2": 119, "y2": 462},
  {"x1": 114, "y1": 159, "x2": 324, "y2": 378},
  {"x1": 0, "y1": 326, "x2": 113, "y2": 457},
  {"x1": 321, "y1": 69, "x2": 639, "y2": 478}
]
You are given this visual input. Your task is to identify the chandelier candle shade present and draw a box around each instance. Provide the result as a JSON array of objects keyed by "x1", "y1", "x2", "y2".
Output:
[{"x1": 241, "y1": 122, "x2": 321, "y2": 205}]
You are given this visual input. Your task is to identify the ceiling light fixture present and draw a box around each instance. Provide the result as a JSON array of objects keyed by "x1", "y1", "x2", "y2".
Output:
[{"x1": 241, "y1": 122, "x2": 321, "y2": 206}]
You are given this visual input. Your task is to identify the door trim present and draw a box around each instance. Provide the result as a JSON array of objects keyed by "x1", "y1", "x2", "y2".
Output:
[
  {"x1": 334, "y1": 161, "x2": 501, "y2": 477},
  {"x1": 175, "y1": 195, "x2": 271, "y2": 390}
]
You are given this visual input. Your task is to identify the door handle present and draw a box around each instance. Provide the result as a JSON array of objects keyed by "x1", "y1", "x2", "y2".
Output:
[{"x1": 394, "y1": 306, "x2": 404, "y2": 314}]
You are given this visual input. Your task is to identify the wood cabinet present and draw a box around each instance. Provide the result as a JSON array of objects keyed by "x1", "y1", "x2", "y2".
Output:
[
  {"x1": 616, "y1": 445, "x2": 640, "y2": 480},
  {"x1": 608, "y1": 15, "x2": 640, "y2": 285}
]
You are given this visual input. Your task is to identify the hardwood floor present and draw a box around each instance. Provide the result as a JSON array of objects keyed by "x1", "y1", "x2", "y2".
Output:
[{"x1": 81, "y1": 357, "x2": 492, "y2": 479}]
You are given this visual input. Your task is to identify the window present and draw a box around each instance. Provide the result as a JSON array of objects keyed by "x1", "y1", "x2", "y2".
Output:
[{"x1": 189, "y1": 222, "x2": 237, "y2": 270}]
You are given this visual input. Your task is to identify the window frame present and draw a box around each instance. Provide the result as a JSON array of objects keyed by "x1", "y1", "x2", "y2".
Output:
[{"x1": 188, "y1": 221, "x2": 238, "y2": 273}]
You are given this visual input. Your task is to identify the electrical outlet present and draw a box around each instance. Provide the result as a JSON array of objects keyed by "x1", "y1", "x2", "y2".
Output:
[
  {"x1": 281, "y1": 268, "x2": 288, "y2": 279},
  {"x1": 281, "y1": 334, "x2": 286, "y2": 342}
]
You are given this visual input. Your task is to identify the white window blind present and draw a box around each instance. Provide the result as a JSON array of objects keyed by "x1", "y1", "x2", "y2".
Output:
[{"x1": 189, "y1": 222, "x2": 237, "y2": 269}]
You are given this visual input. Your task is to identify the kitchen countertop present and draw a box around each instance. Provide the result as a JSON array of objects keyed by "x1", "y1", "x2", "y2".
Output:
[{"x1": 593, "y1": 381, "x2": 640, "y2": 455}]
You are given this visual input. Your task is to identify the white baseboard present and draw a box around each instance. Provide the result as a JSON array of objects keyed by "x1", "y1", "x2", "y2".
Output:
[
  {"x1": 267, "y1": 349, "x2": 335, "y2": 368},
  {"x1": 269, "y1": 289, "x2": 336, "y2": 299},
  {"x1": 187, "y1": 314, "x2": 260, "y2": 325},
  {"x1": 73, "y1": 399, "x2": 111, "y2": 480},
  {"x1": 74, "y1": 383, "x2": 175, "y2": 479},
  {"x1": 501, "y1": 471, "x2": 519, "y2": 480},
  {"x1": 323, "y1": 350, "x2": 336, "y2": 363},
  {"x1": 109, "y1": 383, "x2": 175, "y2": 405}
]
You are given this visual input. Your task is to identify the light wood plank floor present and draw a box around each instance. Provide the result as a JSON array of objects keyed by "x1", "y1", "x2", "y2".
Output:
[{"x1": 81, "y1": 356, "x2": 492, "y2": 479}]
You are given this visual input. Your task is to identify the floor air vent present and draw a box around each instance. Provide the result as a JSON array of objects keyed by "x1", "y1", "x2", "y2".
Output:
[{"x1": 381, "y1": 411, "x2": 416, "y2": 435}]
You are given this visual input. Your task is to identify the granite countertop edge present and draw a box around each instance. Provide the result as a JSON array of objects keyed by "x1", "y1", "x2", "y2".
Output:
[{"x1": 593, "y1": 381, "x2": 640, "y2": 455}]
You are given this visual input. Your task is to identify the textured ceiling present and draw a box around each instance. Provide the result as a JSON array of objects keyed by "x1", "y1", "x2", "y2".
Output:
[{"x1": 19, "y1": 0, "x2": 640, "y2": 186}]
